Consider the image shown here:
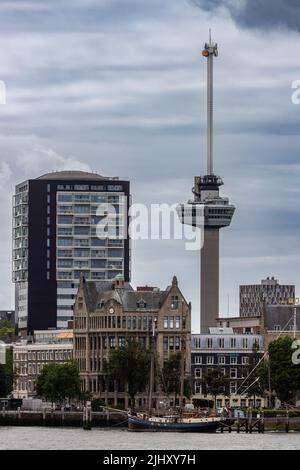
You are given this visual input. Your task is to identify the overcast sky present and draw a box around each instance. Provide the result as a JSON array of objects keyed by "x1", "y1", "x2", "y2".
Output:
[{"x1": 1, "y1": 0, "x2": 300, "y2": 332}]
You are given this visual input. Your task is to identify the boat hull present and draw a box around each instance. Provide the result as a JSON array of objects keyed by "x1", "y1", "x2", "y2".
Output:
[{"x1": 128, "y1": 416, "x2": 223, "y2": 433}]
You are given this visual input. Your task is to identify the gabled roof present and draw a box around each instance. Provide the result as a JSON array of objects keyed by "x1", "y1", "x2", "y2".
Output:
[{"x1": 81, "y1": 280, "x2": 175, "y2": 312}]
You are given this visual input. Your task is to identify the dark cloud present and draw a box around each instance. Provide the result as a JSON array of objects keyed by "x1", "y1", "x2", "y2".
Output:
[{"x1": 190, "y1": 0, "x2": 300, "y2": 32}]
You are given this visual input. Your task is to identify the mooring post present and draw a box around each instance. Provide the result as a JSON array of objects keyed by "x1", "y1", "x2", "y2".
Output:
[
  {"x1": 285, "y1": 407, "x2": 289, "y2": 433},
  {"x1": 17, "y1": 406, "x2": 21, "y2": 425},
  {"x1": 61, "y1": 406, "x2": 65, "y2": 427},
  {"x1": 249, "y1": 407, "x2": 252, "y2": 434}
]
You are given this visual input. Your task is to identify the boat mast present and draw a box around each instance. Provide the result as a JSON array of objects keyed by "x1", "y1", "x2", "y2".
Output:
[
  {"x1": 179, "y1": 336, "x2": 185, "y2": 409},
  {"x1": 148, "y1": 318, "x2": 157, "y2": 415}
]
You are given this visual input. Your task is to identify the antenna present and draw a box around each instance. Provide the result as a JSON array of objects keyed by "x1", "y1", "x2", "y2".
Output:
[{"x1": 202, "y1": 30, "x2": 218, "y2": 175}]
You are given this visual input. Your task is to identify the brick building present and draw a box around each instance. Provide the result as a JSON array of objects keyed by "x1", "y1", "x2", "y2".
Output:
[{"x1": 74, "y1": 275, "x2": 191, "y2": 408}]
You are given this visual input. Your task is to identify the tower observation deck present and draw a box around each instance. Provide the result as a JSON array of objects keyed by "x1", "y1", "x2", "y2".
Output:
[{"x1": 177, "y1": 34, "x2": 235, "y2": 333}]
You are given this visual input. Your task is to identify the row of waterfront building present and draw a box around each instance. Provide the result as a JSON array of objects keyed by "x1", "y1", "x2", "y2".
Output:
[
  {"x1": 6, "y1": 274, "x2": 300, "y2": 409},
  {"x1": 2, "y1": 169, "x2": 298, "y2": 408}
]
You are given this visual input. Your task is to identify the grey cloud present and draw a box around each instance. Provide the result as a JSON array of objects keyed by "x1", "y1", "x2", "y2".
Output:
[{"x1": 190, "y1": 0, "x2": 300, "y2": 32}]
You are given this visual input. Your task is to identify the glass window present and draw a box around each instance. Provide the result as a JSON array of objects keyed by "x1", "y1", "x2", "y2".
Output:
[{"x1": 163, "y1": 317, "x2": 168, "y2": 329}]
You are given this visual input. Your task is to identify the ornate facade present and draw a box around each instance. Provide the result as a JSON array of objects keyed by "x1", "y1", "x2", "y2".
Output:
[{"x1": 74, "y1": 275, "x2": 191, "y2": 408}]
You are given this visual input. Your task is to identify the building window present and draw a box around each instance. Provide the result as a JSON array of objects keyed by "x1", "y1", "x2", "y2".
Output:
[
  {"x1": 230, "y1": 357, "x2": 238, "y2": 365},
  {"x1": 207, "y1": 356, "x2": 214, "y2": 365},
  {"x1": 175, "y1": 317, "x2": 180, "y2": 329},
  {"x1": 216, "y1": 399, "x2": 223, "y2": 409},
  {"x1": 207, "y1": 338, "x2": 213, "y2": 349},
  {"x1": 169, "y1": 337, "x2": 174, "y2": 351},
  {"x1": 169, "y1": 317, "x2": 174, "y2": 329},
  {"x1": 194, "y1": 356, "x2": 202, "y2": 365},
  {"x1": 194, "y1": 368, "x2": 202, "y2": 378},
  {"x1": 163, "y1": 337, "x2": 168, "y2": 351},
  {"x1": 219, "y1": 338, "x2": 225, "y2": 349},
  {"x1": 230, "y1": 368, "x2": 237, "y2": 379},
  {"x1": 242, "y1": 338, "x2": 248, "y2": 349},
  {"x1": 175, "y1": 337, "x2": 180, "y2": 350},
  {"x1": 194, "y1": 381, "x2": 202, "y2": 394},
  {"x1": 164, "y1": 317, "x2": 168, "y2": 329},
  {"x1": 230, "y1": 381, "x2": 237, "y2": 394},
  {"x1": 171, "y1": 296, "x2": 179, "y2": 309},
  {"x1": 230, "y1": 338, "x2": 236, "y2": 349},
  {"x1": 218, "y1": 356, "x2": 225, "y2": 365},
  {"x1": 242, "y1": 356, "x2": 249, "y2": 365}
]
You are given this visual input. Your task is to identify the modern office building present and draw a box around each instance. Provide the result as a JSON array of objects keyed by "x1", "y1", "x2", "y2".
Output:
[
  {"x1": 13, "y1": 171, "x2": 130, "y2": 334},
  {"x1": 177, "y1": 35, "x2": 235, "y2": 333},
  {"x1": 191, "y1": 328, "x2": 265, "y2": 408},
  {"x1": 239, "y1": 277, "x2": 295, "y2": 317},
  {"x1": 73, "y1": 275, "x2": 191, "y2": 408}
]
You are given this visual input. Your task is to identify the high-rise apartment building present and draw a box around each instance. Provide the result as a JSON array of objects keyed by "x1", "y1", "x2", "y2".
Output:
[
  {"x1": 13, "y1": 171, "x2": 130, "y2": 334},
  {"x1": 239, "y1": 277, "x2": 295, "y2": 317}
]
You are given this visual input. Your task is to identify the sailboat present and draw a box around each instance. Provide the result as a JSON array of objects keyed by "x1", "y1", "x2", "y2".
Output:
[{"x1": 128, "y1": 320, "x2": 228, "y2": 432}]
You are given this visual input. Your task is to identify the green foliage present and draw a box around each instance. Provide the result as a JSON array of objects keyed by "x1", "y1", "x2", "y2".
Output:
[
  {"x1": 266, "y1": 336, "x2": 300, "y2": 403},
  {"x1": 161, "y1": 353, "x2": 181, "y2": 395},
  {"x1": 0, "y1": 320, "x2": 15, "y2": 337},
  {"x1": 107, "y1": 340, "x2": 151, "y2": 402},
  {"x1": 35, "y1": 361, "x2": 81, "y2": 404},
  {"x1": 91, "y1": 398, "x2": 105, "y2": 411},
  {"x1": 201, "y1": 368, "x2": 228, "y2": 407},
  {"x1": 0, "y1": 348, "x2": 14, "y2": 397},
  {"x1": 161, "y1": 353, "x2": 191, "y2": 400}
]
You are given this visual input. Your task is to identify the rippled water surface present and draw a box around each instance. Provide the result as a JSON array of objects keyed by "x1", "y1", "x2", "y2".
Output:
[{"x1": 0, "y1": 427, "x2": 300, "y2": 450}]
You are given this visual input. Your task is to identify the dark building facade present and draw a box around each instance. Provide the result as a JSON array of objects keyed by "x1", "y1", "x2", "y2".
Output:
[
  {"x1": 0, "y1": 310, "x2": 15, "y2": 324},
  {"x1": 13, "y1": 171, "x2": 130, "y2": 334}
]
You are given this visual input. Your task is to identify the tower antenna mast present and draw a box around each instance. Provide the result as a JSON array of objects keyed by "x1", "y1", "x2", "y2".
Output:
[{"x1": 202, "y1": 30, "x2": 218, "y2": 175}]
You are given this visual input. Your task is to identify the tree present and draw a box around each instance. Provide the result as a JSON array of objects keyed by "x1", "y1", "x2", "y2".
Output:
[
  {"x1": 0, "y1": 348, "x2": 14, "y2": 397},
  {"x1": 201, "y1": 368, "x2": 228, "y2": 409},
  {"x1": 35, "y1": 361, "x2": 81, "y2": 404},
  {"x1": 0, "y1": 320, "x2": 15, "y2": 338},
  {"x1": 261, "y1": 336, "x2": 300, "y2": 404},
  {"x1": 161, "y1": 353, "x2": 181, "y2": 396},
  {"x1": 161, "y1": 353, "x2": 191, "y2": 402},
  {"x1": 107, "y1": 340, "x2": 151, "y2": 407}
]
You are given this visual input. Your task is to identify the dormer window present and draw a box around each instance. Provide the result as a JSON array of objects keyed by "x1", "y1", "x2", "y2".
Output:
[
  {"x1": 98, "y1": 299, "x2": 105, "y2": 309},
  {"x1": 137, "y1": 299, "x2": 147, "y2": 309}
]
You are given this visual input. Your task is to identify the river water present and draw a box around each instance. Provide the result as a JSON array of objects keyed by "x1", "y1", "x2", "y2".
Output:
[{"x1": 0, "y1": 427, "x2": 299, "y2": 450}]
